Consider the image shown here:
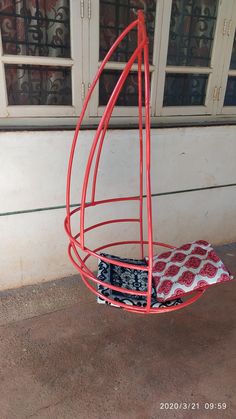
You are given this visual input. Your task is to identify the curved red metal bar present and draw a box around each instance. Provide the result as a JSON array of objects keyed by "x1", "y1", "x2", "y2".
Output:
[{"x1": 65, "y1": 11, "x2": 205, "y2": 314}]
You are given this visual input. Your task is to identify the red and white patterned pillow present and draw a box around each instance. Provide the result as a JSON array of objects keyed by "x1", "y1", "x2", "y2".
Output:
[{"x1": 149, "y1": 240, "x2": 233, "y2": 302}]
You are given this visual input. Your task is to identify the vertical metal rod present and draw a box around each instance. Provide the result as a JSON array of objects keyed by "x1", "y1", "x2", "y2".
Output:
[
  {"x1": 91, "y1": 125, "x2": 107, "y2": 203},
  {"x1": 139, "y1": 10, "x2": 153, "y2": 312},
  {"x1": 138, "y1": 13, "x2": 144, "y2": 259}
]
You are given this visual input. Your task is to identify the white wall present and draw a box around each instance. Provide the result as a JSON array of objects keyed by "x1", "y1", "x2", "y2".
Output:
[{"x1": 0, "y1": 126, "x2": 235, "y2": 290}]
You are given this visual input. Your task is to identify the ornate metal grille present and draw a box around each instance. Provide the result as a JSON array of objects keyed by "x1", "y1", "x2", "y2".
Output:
[
  {"x1": 99, "y1": 0, "x2": 156, "y2": 63},
  {"x1": 163, "y1": 0, "x2": 218, "y2": 108},
  {"x1": 5, "y1": 64, "x2": 72, "y2": 105},
  {"x1": 99, "y1": 70, "x2": 145, "y2": 106},
  {"x1": 0, "y1": 0, "x2": 70, "y2": 57},
  {"x1": 99, "y1": 0, "x2": 155, "y2": 106},
  {"x1": 167, "y1": 0, "x2": 218, "y2": 67},
  {"x1": 164, "y1": 73, "x2": 207, "y2": 106},
  {"x1": 0, "y1": 1, "x2": 72, "y2": 106}
]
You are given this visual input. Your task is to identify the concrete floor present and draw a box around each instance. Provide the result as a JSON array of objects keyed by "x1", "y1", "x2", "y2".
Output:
[{"x1": 0, "y1": 244, "x2": 235, "y2": 419}]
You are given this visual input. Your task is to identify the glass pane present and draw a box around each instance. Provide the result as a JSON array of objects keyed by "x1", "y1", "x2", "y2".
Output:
[
  {"x1": 99, "y1": 70, "x2": 145, "y2": 106},
  {"x1": 163, "y1": 73, "x2": 207, "y2": 106},
  {"x1": 100, "y1": 0, "x2": 156, "y2": 63},
  {"x1": 0, "y1": 0, "x2": 70, "y2": 57},
  {"x1": 167, "y1": 0, "x2": 218, "y2": 67},
  {"x1": 5, "y1": 65, "x2": 72, "y2": 105},
  {"x1": 229, "y1": 31, "x2": 236, "y2": 70},
  {"x1": 224, "y1": 77, "x2": 236, "y2": 106}
]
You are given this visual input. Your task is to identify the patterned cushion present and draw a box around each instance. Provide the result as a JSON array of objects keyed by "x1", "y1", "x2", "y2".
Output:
[
  {"x1": 97, "y1": 253, "x2": 183, "y2": 308},
  {"x1": 150, "y1": 241, "x2": 233, "y2": 302}
]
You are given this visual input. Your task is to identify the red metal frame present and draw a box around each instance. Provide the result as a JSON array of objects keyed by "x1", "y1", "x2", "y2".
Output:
[{"x1": 65, "y1": 11, "x2": 204, "y2": 314}]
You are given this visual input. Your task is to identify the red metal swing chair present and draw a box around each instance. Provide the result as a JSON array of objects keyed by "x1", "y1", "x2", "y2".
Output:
[{"x1": 64, "y1": 11, "x2": 204, "y2": 314}]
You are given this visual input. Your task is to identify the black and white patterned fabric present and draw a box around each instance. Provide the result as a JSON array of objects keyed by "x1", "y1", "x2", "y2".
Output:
[{"x1": 97, "y1": 253, "x2": 183, "y2": 308}]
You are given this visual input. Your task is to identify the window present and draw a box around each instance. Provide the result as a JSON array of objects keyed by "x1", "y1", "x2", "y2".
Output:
[
  {"x1": 0, "y1": 0, "x2": 236, "y2": 125},
  {"x1": 0, "y1": 0, "x2": 82, "y2": 118}
]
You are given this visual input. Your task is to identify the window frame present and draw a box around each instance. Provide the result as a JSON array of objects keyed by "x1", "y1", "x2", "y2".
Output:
[
  {"x1": 0, "y1": 0, "x2": 83, "y2": 118},
  {"x1": 87, "y1": 1, "x2": 158, "y2": 118},
  {"x1": 0, "y1": 0, "x2": 236, "y2": 127},
  {"x1": 87, "y1": 0, "x2": 236, "y2": 124},
  {"x1": 154, "y1": 0, "x2": 228, "y2": 117},
  {"x1": 216, "y1": 3, "x2": 236, "y2": 115}
]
